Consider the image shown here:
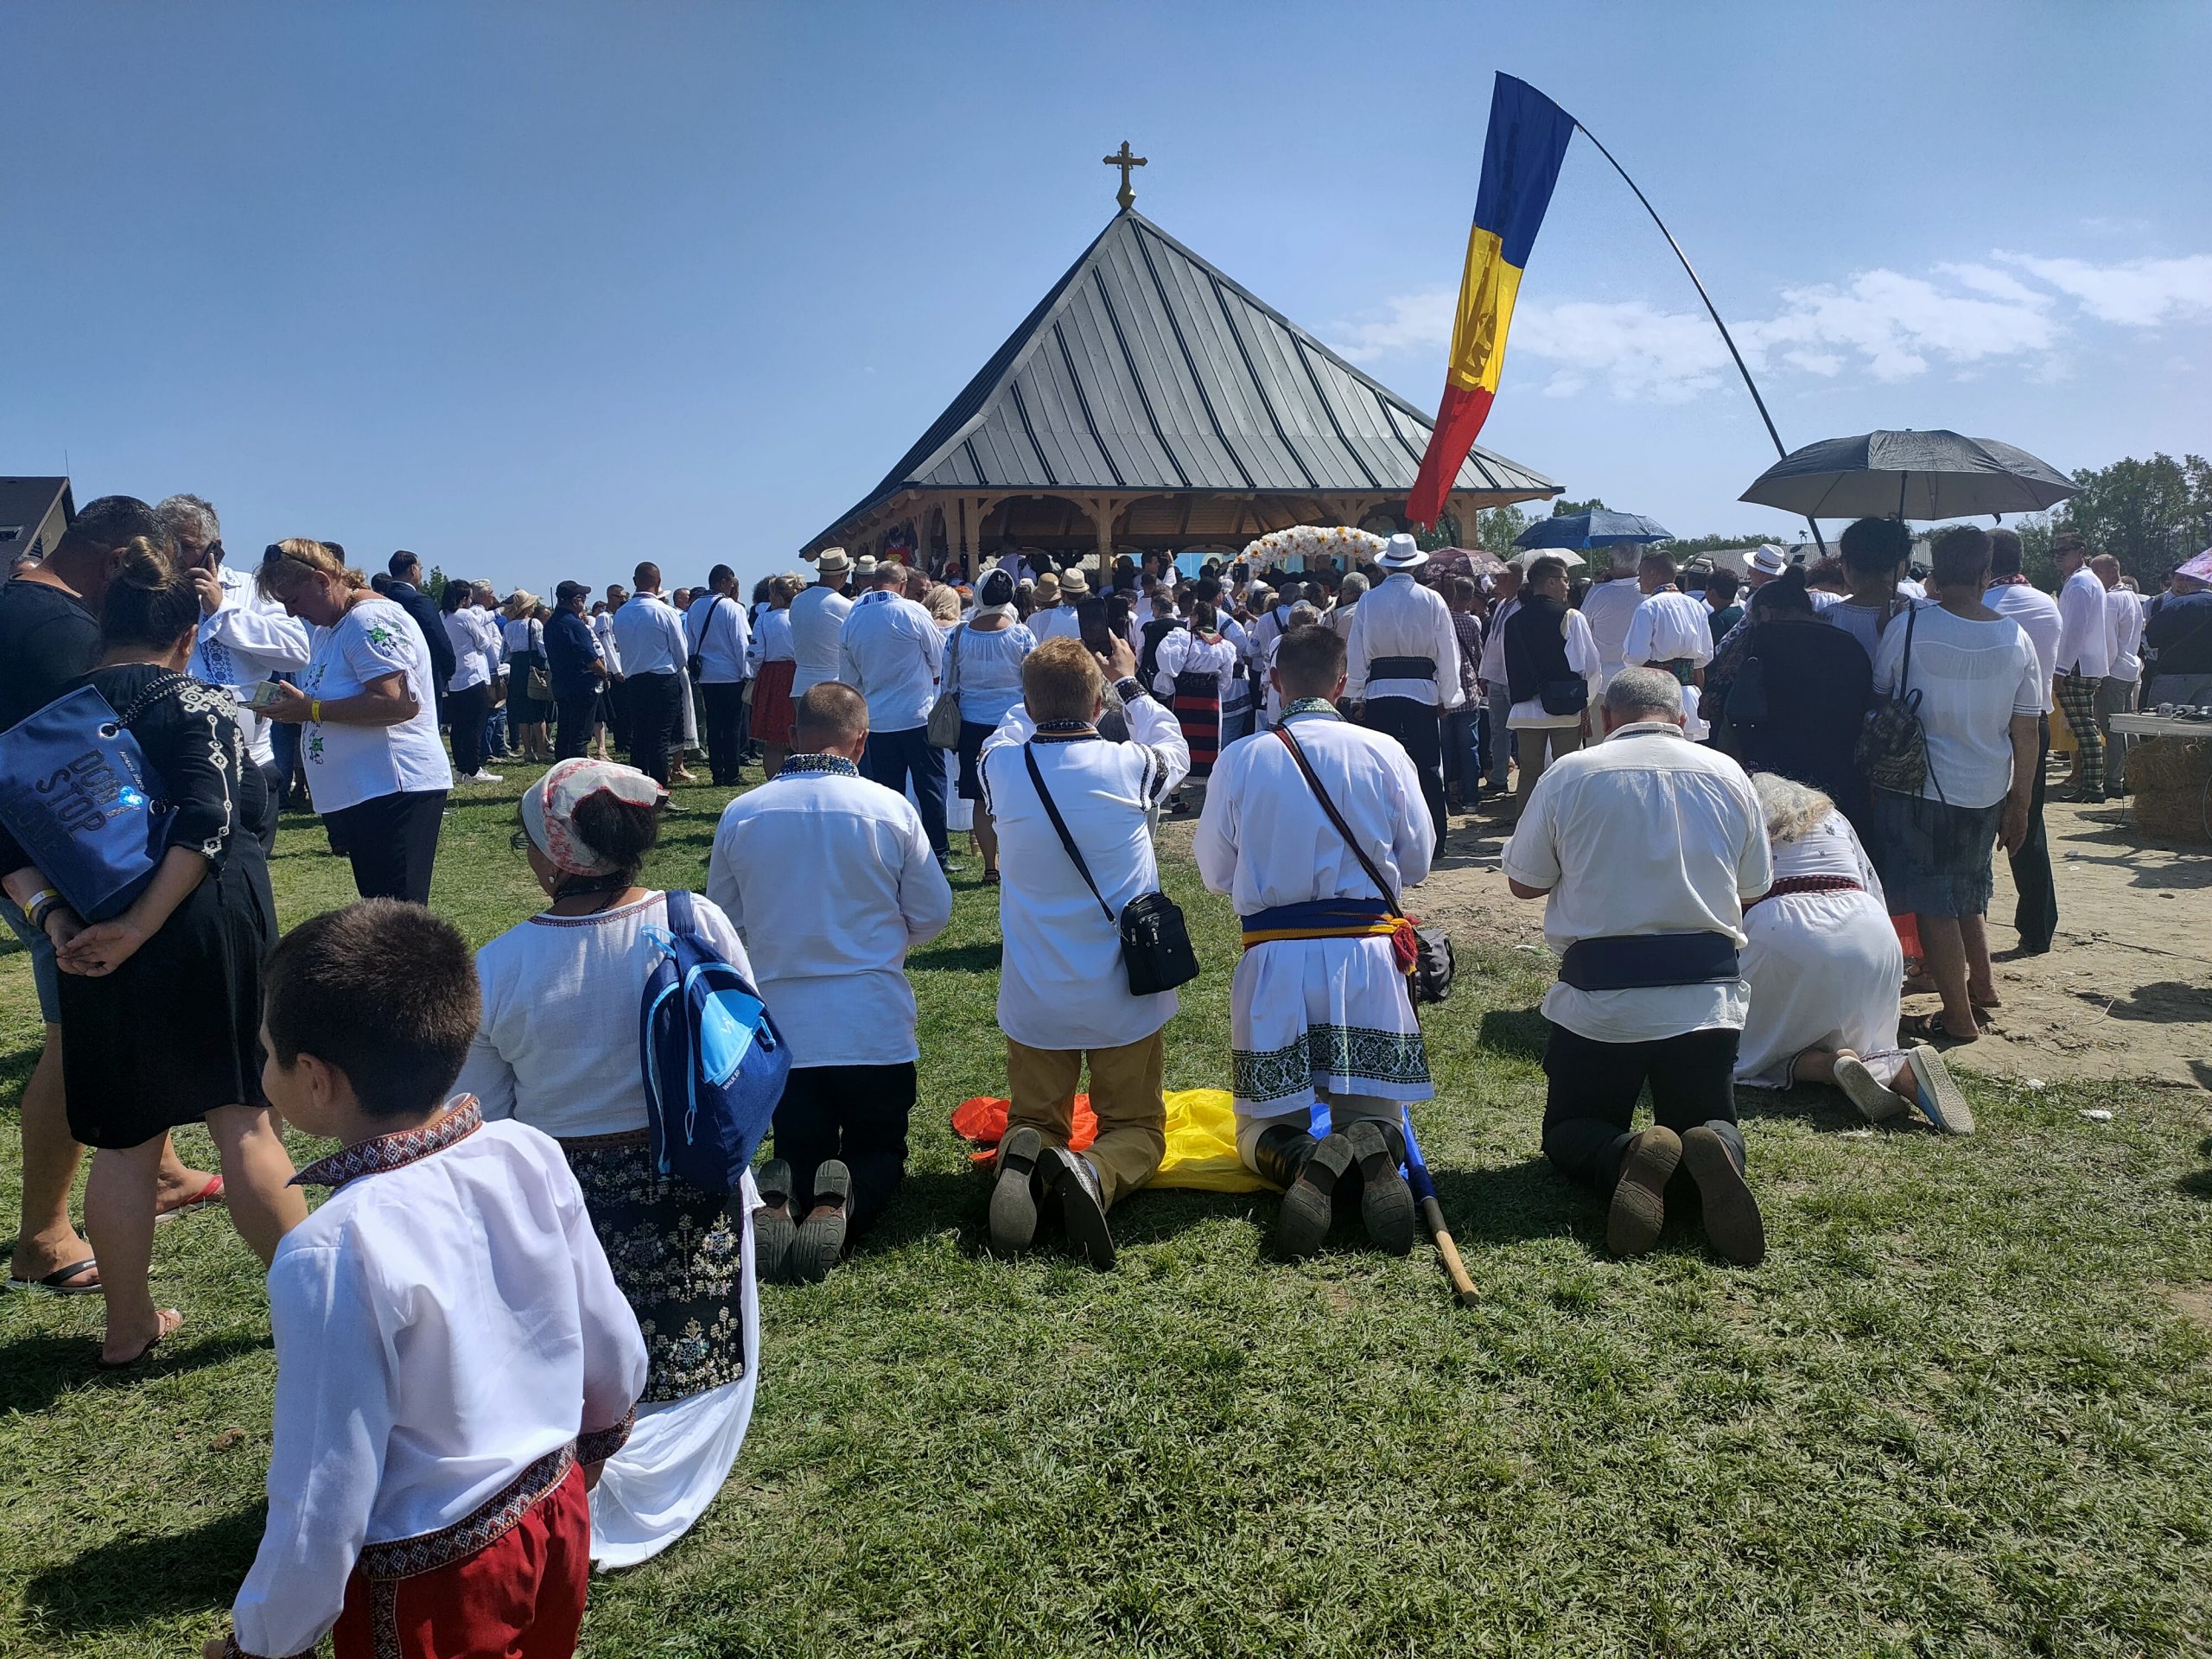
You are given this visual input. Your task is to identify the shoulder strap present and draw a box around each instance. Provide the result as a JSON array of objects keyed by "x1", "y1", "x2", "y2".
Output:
[
  {"x1": 1022, "y1": 744, "x2": 1116, "y2": 924},
  {"x1": 1897, "y1": 601, "x2": 1917, "y2": 700},
  {"x1": 1274, "y1": 725, "x2": 1403, "y2": 918},
  {"x1": 664, "y1": 887, "x2": 698, "y2": 938}
]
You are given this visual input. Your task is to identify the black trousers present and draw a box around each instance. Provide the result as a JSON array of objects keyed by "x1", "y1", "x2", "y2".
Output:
[
  {"x1": 1364, "y1": 695, "x2": 1447, "y2": 843},
  {"x1": 624, "y1": 671, "x2": 683, "y2": 786},
  {"x1": 2008, "y1": 713, "x2": 2057, "y2": 953},
  {"x1": 247, "y1": 760, "x2": 285, "y2": 856},
  {"x1": 321, "y1": 788, "x2": 447, "y2": 904},
  {"x1": 701, "y1": 680, "x2": 747, "y2": 785},
  {"x1": 772, "y1": 1061, "x2": 918, "y2": 1236},
  {"x1": 446, "y1": 681, "x2": 494, "y2": 777},
  {"x1": 554, "y1": 690, "x2": 599, "y2": 760},
  {"x1": 861, "y1": 724, "x2": 948, "y2": 855},
  {"x1": 1541, "y1": 1022, "x2": 1745, "y2": 1195},
  {"x1": 604, "y1": 677, "x2": 631, "y2": 754}
]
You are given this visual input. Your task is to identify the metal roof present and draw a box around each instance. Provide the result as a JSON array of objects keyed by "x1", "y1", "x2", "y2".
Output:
[
  {"x1": 0, "y1": 477, "x2": 73, "y2": 563},
  {"x1": 810, "y1": 210, "x2": 1558, "y2": 545}
]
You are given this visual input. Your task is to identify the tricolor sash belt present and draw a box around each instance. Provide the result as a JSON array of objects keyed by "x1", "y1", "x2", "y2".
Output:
[
  {"x1": 1241, "y1": 898, "x2": 1420, "y2": 976},
  {"x1": 1744, "y1": 874, "x2": 1863, "y2": 912},
  {"x1": 1556, "y1": 931, "x2": 1740, "y2": 992}
]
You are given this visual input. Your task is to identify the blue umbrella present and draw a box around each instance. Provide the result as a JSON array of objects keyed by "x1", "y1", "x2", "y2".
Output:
[{"x1": 1514, "y1": 510, "x2": 1674, "y2": 550}]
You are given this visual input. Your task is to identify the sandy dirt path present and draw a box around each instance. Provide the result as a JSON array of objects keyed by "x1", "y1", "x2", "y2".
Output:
[{"x1": 1394, "y1": 795, "x2": 2211, "y2": 1092}]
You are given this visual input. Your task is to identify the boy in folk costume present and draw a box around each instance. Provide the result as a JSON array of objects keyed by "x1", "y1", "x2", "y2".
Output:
[
  {"x1": 1194, "y1": 625, "x2": 1438, "y2": 1256},
  {"x1": 210, "y1": 902, "x2": 645, "y2": 1659}
]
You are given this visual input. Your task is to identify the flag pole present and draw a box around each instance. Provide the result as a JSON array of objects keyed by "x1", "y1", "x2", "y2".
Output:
[{"x1": 1570, "y1": 119, "x2": 1829, "y2": 556}]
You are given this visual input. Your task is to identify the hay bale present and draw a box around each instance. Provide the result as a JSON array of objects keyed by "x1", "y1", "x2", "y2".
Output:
[{"x1": 2128, "y1": 735, "x2": 2212, "y2": 844}]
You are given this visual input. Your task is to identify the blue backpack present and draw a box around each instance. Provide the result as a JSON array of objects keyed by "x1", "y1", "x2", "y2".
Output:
[
  {"x1": 0, "y1": 678, "x2": 180, "y2": 921},
  {"x1": 639, "y1": 889, "x2": 791, "y2": 1193}
]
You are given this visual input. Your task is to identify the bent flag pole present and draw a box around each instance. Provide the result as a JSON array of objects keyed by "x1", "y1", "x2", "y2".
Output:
[
  {"x1": 1408, "y1": 73, "x2": 1824, "y2": 550},
  {"x1": 1406, "y1": 74, "x2": 1574, "y2": 531}
]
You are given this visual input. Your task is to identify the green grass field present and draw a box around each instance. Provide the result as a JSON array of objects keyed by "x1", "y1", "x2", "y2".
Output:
[{"x1": 4, "y1": 767, "x2": 2211, "y2": 1657}]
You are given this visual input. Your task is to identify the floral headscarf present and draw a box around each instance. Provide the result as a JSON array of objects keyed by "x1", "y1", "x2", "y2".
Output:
[{"x1": 520, "y1": 759, "x2": 666, "y2": 876}]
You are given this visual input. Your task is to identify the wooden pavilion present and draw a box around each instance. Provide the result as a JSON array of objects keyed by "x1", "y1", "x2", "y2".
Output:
[{"x1": 802, "y1": 155, "x2": 1560, "y2": 574}]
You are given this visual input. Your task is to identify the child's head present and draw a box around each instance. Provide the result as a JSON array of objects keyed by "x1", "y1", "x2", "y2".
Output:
[{"x1": 261, "y1": 899, "x2": 480, "y2": 1134}]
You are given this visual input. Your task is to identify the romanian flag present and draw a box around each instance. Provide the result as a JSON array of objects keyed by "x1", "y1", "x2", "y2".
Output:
[{"x1": 1407, "y1": 74, "x2": 1577, "y2": 528}]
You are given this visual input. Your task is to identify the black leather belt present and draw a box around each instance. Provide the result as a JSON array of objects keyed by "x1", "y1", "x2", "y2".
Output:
[{"x1": 1370, "y1": 655, "x2": 1437, "y2": 680}]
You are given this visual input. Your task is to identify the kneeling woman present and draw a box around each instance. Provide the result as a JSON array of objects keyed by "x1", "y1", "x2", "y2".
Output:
[
  {"x1": 0, "y1": 543, "x2": 304, "y2": 1365},
  {"x1": 1736, "y1": 772, "x2": 1971, "y2": 1134},
  {"x1": 457, "y1": 759, "x2": 760, "y2": 1567}
]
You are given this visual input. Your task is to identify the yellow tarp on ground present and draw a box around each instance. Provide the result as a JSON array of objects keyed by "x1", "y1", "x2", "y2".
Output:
[{"x1": 950, "y1": 1088, "x2": 1274, "y2": 1193}]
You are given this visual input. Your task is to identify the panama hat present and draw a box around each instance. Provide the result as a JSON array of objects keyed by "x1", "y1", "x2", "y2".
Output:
[
  {"x1": 1058, "y1": 563, "x2": 1092, "y2": 597},
  {"x1": 816, "y1": 547, "x2": 852, "y2": 575},
  {"x1": 1376, "y1": 533, "x2": 1427, "y2": 572}
]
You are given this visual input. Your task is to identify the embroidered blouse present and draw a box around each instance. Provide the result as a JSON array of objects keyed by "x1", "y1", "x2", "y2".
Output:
[{"x1": 226, "y1": 1103, "x2": 645, "y2": 1659}]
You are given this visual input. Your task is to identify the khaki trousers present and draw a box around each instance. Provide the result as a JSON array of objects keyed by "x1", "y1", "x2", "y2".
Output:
[
  {"x1": 1004, "y1": 1030, "x2": 1166, "y2": 1210},
  {"x1": 1515, "y1": 722, "x2": 1585, "y2": 810}
]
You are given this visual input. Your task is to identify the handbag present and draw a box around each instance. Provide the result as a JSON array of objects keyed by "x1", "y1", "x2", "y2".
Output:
[
  {"x1": 927, "y1": 627, "x2": 964, "y2": 749},
  {"x1": 1856, "y1": 601, "x2": 1931, "y2": 796},
  {"x1": 526, "y1": 663, "x2": 552, "y2": 702},
  {"x1": 1273, "y1": 724, "x2": 1455, "y2": 1006},
  {"x1": 1022, "y1": 745, "x2": 1199, "y2": 995},
  {"x1": 0, "y1": 675, "x2": 183, "y2": 921}
]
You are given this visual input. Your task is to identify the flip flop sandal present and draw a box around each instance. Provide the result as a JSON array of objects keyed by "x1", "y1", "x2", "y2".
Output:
[
  {"x1": 1898, "y1": 1012, "x2": 1974, "y2": 1046},
  {"x1": 5, "y1": 1258, "x2": 99, "y2": 1296},
  {"x1": 789, "y1": 1161, "x2": 850, "y2": 1284},
  {"x1": 988, "y1": 1128, "x2": 1044, "y2": 1253},
  {"x1": 98, "y1": 1307, "x2": 182, "y2": 1370},
  {"x1": 156, "y1": 1174, "x2": 226, "y2": 1224},
  {"x1": 753, "y1": 1160, "x2": 798, "y2": 1286}
]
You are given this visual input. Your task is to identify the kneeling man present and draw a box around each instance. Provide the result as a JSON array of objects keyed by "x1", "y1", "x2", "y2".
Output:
[
  {"x1": 980, "y1": 637, "x2": 1190, "y2": 1268},
  {"x1": 1502, "y1": 668, "x2": 1772, "y2": 1265},
  {"x1": 707, "y1": 683, "x2": 953, "y2": 1281},
  {"x1": 1196, "y1": 625, "x2": 1437, "y2": 1255}
]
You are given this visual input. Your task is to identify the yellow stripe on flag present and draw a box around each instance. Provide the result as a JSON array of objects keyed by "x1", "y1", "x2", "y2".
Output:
[{"x1": 1445, "y1": 226, "x2": 1525, "y2": 396}]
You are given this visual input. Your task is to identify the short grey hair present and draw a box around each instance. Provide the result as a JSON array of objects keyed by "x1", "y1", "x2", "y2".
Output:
[
  {"x1": 154, "y1": 493, "x2": 219, "y2": 544},
  {"x1": 1339, "y1": 571, "x2": 1370, "y2": 599},
  {"x1": 1603, "y1": 666, "x2": 1683, "y2": 723},
  {"x1": 1751, "y1": 772, "x2": 1835, "y2": 843}
]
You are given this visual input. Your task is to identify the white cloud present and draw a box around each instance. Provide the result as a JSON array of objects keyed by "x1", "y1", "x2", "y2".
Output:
[
  {"x1": 1329, "y1": 249, "x2": 2207, "y2": 403},
  {"x1": 1997, "y1": 252, "x2": 2212, "y2": 327}
]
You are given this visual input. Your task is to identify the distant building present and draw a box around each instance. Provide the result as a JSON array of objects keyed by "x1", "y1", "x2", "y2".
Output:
[{"x1": 0, "y1": 476, "x2": 73, "y2": 569}]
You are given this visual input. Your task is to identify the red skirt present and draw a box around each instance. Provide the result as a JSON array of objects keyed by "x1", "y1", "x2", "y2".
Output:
[
  {"x1": 751, "y1": 658, "x2": 798, "y2": 748},
  {"x1": 1172, "y1": 675, "x2": 1223, "y2": 779},
  {"x1": 329, "y1": 1450, "x2": 589, "y2": 1659}
]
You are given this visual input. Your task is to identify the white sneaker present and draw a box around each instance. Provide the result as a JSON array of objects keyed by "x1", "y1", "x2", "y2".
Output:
[
  {"x1": 467, "y1": 770, "x2": 504, "y2": 784},
  {"x1": 1904, "y1": 1045, "x2": 1974, "y2": 1135},
  {"x1": 1834, "y1": 1054, "x2": 1909, "y2": 1123}
]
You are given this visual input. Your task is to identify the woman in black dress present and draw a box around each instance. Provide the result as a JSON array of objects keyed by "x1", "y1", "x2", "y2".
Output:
[
  {"x1": 1706, "y1": 566, "x2": 1876, "y2": 836},
  {"x1": 0, "y1": 542, "x2": 305, "y2": 1364}
]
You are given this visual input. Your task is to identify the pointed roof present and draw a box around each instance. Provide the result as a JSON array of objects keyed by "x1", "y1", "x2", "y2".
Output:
[{"x1": 805, "y1": 210, "x2": 1557, "y2": 550}]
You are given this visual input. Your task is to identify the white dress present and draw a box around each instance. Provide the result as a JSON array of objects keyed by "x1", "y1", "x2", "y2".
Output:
[
  {"x1": 455, "y1": 893, "x2": 761, "y2": 1568},
  {"x1": 1735, "y1": 812, "x2": 1904, "y2": 1086}
]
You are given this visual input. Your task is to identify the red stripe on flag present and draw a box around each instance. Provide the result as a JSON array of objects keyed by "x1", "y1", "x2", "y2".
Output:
[{"x1": 1406, "y1": 384, "x2": 1495, "y2": 530}]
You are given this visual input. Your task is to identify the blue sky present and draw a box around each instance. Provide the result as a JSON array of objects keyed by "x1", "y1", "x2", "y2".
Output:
[{"x1": 4, "y1": 1, "x2": 2205, "y2": 594}]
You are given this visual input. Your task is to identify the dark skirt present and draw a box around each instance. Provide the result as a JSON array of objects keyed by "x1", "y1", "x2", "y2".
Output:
[
  {"x1": 1872, "y1": 790, "x2": 2003, "y2": 918},
  {"x1": 957, "y1": 718, "x2": 995, "y2": 801},
  {"x1": 58, "y1": 849, "x2": 277, "y2": 1147},
  {"x1": 558, "y1": 1133, "x2": 748, "y2": 1403},
  {"x1": 508, "y1": 649, "x2": 550, "y2": 724},
  {"x1": 1172, "y1": 673, "x2": 1223, "y2": 779}
]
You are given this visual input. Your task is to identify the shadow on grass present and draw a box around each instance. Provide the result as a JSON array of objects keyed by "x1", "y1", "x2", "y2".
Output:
[
  {"x1": 23, "y1": 1504, "x2": 266, "y2": 1633},
  {"x1": 1429, "y1": 1158, "x2": 1589, "y2": 1250},
  {"x1": 1477, "y1": 1007, "x2": 1549, "y2": 1062},
  {"x1": 0, "y1": 1329, "x2": 267, "y2": 1415},
  {"x1": 909, "y1": 940, "x2": 1005, "y2": 975}
]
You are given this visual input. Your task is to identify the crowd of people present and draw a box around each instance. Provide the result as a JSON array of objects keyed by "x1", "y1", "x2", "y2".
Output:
[{"x1": 3, "y1": 487, "x2": 2207, "y2": 1659}]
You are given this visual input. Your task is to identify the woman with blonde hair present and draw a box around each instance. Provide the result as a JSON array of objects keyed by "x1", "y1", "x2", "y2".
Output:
[
  {"x1": 0, "y1": 543, "x2": 304, "y2": 1363},
  {"x1": 1737, "y1": 771, "x2": 1972, "y2": 1133},
  {"x1": 256, "y1": 538, "x2": 452, "y2": 901}
]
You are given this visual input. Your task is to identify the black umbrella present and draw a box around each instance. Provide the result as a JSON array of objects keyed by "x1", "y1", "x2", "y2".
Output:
[{"x1": 1739, "y1": 429, "x2": 2078, "y2": 520}]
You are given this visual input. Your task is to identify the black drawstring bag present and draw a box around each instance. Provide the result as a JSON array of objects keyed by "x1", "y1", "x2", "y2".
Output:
[
  {"x1": 1857, "y1": 601, "x2": 1931, "y2": 796},
  {"x1": 1023, "y1": 745, "x2": 1199, "y2": 995}
]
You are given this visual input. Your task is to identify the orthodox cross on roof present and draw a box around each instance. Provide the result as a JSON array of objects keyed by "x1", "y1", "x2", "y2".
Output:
[{"x1": 1103, "y1": 140, "x2": 1147, "y2": 210}]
